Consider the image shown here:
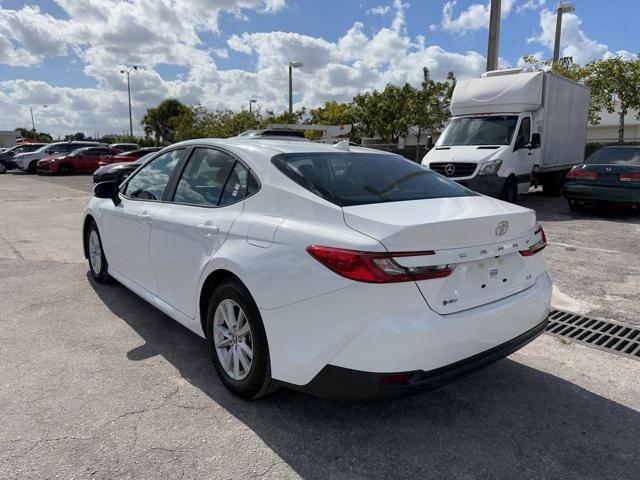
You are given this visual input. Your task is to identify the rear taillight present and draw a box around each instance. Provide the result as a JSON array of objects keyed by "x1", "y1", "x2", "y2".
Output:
[
  {"x1": 619, "y1": 172, "x2": 640, "y2": 182},
  {"x1": 567, "y1": 168, "x2": 598, "y2": 181},
  {"x1": 519, "y1": 226, "x2": 547, "y2": 257},
  {"x1": 306, "y1": 246, "x2": 454, "y2": 283}
]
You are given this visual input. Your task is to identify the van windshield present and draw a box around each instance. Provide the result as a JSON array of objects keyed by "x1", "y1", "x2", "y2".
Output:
[{"x1": 439, "y1": 115, "x2": 519, "y2": 146}]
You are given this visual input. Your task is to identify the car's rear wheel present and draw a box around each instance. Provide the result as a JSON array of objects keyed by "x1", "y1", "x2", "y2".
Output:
[
  {"x1": 86, "y1": 223, "x2": 111, "y2": 283},
  {"x1": 568, "y1": 199, "x2": 584, "y2": 212},
  {"x1": 206, "y1": 279, "x2": 276, "y2": 399},
  {"x1": 59, "y1": 163, "x2": 74, "y2": 175},
  {"x1": 28, "y1": 160, "x2": 38, "y2": 174}
]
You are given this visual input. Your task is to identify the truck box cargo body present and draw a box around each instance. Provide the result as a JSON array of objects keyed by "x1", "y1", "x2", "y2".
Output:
[{"x1": 422, "y1": 69, "x2": 591, "y2": 200}]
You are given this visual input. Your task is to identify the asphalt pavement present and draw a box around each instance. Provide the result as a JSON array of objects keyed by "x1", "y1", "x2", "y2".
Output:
[{"x1": 1, "y1": 172, "x2": 639, "y2": 479}]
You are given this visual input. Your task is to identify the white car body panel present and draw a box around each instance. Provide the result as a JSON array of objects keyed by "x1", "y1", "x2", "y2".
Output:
[{"x1": 84, "y1": 138, "x2": 552, "y2": 392}]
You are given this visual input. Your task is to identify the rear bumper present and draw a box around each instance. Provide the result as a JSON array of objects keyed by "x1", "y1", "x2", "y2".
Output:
[
  {"x1": 294, "y1": 317, "x2": 548, "y2": 401},
  {"x1": 262, "y1": 272, "x2": 552, "y2": 392},
  {"x1": 565, "y1": 184, "x2": 640, "y2": 204},
  {"x1": 458, "y1": 174, "x2": 505, "y2": 197}
]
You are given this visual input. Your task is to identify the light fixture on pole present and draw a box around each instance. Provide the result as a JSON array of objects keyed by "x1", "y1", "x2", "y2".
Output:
[
  {"x1": 120, "y1": 65, "x2": 138, "y2": 137},
  {"x1": 288, "y1": 61, "x2": 303, "y2": 115},
  {"x1": 249, "y1": 98, "x2": 257, "y2": 114},
  {"x1": 553, "y1": 2, "x2": 575, "y2": 63}
]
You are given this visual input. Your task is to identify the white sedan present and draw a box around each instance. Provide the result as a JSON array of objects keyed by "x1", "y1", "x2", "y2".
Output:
[{"x1": 84, "y1": 138, "x2": 551, "y2": 400}]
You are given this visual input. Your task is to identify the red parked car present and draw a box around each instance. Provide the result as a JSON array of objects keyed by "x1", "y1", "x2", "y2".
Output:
[
  {"x1": 98, "y1": 147, "x2": 161, "y2": 167},
  {"x1": 37, "y1": 146, "x2": 122, "y2": 174}
]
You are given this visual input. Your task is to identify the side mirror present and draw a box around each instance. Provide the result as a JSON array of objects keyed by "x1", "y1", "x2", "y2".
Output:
[
  {"x1": 425, "y1": 136, "x2": 434, "y2": 152},
  {"x1": 94, "y1": 181, "x2": 121, "y2": 206},
  {"x1": 530, "y1": 133, "x2": 541, "y2": 149}
]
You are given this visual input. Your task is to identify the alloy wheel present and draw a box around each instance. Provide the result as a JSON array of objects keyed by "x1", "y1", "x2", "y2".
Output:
[
  {"x1": 88, "y1": 230, "x2": 102, "y2": 273},
  {"x1": 213, "y1": 299, "x2": 253, "y2": 380}
]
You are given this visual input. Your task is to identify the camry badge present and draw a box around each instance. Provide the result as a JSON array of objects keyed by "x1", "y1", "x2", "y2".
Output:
[
  {"x1": 444, "y1": 164, "x2": 456, "y2": 176},
  {"x1": 495, "y1": 221, "x2": 509, "y2": 236}
]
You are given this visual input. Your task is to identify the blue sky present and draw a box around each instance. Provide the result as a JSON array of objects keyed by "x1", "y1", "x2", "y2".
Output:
[{"x1": 0, "y1": 0, "x2": 636, "y2": 136}]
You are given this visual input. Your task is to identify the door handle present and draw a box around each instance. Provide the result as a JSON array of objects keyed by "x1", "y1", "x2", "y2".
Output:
[
  {"x1": 197, "y1": 222, "x2": 220, "y2": 237},
  {"x1": 139, "y1": 212, "x2": 152, "y2": 223}
]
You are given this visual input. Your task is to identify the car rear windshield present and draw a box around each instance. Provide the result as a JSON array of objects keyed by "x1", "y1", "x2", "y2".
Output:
[
  {"x1": 271, "y1": 152, "x2": 475, "y2": 207},
  {"x1": 586, "y1": 148, "x2": 640, "y2": 165}
]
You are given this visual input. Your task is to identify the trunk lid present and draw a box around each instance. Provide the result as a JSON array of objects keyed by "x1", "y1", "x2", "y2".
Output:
[{"x1": 342, "y1": 196, "x2": 544, "y2": 314}]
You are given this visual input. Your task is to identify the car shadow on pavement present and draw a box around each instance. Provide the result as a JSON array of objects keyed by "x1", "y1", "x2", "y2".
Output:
[
  {"x1": 519, "y1": 191, "x2": 640, "y2": 224},
  {"x1": 89, "y1": 275, "x2": 640, "y2": 479}
]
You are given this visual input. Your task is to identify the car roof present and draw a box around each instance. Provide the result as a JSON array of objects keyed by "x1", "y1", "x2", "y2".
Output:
[{"x1": 170, "y1": 137, "x2": 389, "y2": 157}]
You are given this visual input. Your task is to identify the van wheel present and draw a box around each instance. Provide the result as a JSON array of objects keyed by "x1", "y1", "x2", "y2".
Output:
[
  {"x1": 206, "y1": 279, "x2": 277, "y2": 399},
  {"x1": 501, "y1": 177, "x2": 518, "y2": 203},
  {"x1": 85, "y1": 222, "x2": 111, "y2": 283}
]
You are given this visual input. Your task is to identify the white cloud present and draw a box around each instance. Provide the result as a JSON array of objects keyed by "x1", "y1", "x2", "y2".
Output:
[
  {"x1": 367, "y1": 5, "x2": 391, "y2": 16},
  {"x1": 517, "y1": 0, "x2": 545, "y2": 13},
  {"x1": 528, "y1": 9, "x2": 609, "y2": 64},
  {"x1": 441, "y1": 0, "x2": 515, "y2": 33}
]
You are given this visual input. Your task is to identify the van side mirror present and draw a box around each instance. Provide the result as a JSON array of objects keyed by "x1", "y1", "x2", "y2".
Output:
[
  {"x1": 94, "y1": 181, "x2": 121, "y2": 206},
  {"x1": 530, "y1": 133, "x2": 541, "y2": 149},
  {"x1": 425, "y1": 136, "x2": 434, "y2": 152}
]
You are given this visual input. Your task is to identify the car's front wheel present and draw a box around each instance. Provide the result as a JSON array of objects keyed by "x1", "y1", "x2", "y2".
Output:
[
  {"x1": 206, "y1": 279, "x2": 276, "y2": 399},
  {"x1": 86, "y1": 222, "x2": 111, "y2": 283},
  {"x1": 0, "y1": 162, "x2": 6, "y2": 174}
]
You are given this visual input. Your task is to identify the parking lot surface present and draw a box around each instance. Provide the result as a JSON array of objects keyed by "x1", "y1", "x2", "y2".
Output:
[{"x1": 1, "y1": 173, "x2": 639, "y2": 479}]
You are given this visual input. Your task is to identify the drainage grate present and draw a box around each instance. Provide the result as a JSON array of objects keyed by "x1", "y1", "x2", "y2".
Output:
[{"x1": 545, "y1": 309, "x2": 640, "y2": 360}]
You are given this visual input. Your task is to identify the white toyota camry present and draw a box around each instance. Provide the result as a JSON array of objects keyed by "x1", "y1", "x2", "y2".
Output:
[{"x1": 84, "y1": 138, "x2": 551, "y2": 400}]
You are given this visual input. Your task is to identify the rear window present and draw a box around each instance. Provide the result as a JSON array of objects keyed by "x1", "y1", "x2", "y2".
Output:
[
  {"x1": 271, "y1": 152, "x2": 475, "y2": 207},
  {"x1": 586, "y1": 148, "x2": 640, "y2": 165}
]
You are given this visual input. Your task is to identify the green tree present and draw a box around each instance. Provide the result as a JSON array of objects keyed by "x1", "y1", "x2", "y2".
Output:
[
  {"x1": 141, "y1": 99, "x2": 189, "y2": 145},
  {"x1": 584, "y1": 56, "x2": 640, "y2": 143},
  {"x1": 521, "y1": 55, "x2": 586, "y2": 82},
  {"x1": 353, "y1": 84, "x2": 412, "y2": 143},
  {"x1": 407, "y1": 68, "x2": 456, "y2": 161},
  {"x1": 308, "y1": 101, "x2": 357, "y2": 141}
]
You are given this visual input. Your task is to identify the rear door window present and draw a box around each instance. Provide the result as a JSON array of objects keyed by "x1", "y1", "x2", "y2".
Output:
[{"x1": 272, "y1": 152, "x2": 475, "y2": 207}]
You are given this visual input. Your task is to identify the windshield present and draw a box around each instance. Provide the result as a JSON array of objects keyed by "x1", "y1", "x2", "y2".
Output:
[
  {"x1": 272, "y1": 152, "x2": 475, "y2": 207},
  {"x1": 439, "y1": 115, "x2": 519, "y2": 146},
  {"x1": 586, "y1": 148, "x2": 640, "y2": 165}
]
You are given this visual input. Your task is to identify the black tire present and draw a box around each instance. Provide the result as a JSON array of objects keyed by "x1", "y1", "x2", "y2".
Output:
[
  {"x1": 85, "y1": 222, "x2": 111, "y2": 283},
  {"x1": 0, "y1": 162, "x2": 6, "y2": 174},
  {"x1": 59, "y1": 163, "x2": 74, "y2": 175},
  {"x1": 568, "y1": 199, "x2": 584, "y2": 212},
  {"x1": 206, "y1": 279, "x2": 276, "y2": 399},
  {"x1": 501, "y1": 177, "x2": 518, "y2": 203},
  {"x1": 542, "y1": 172, "x2": 564, "y2": 196},
  {"x1": 28, "y1": 160, "x2": 38, "y2": 174}
]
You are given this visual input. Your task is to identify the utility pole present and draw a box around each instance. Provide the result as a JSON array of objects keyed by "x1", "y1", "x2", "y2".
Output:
[
  {"x1": 553, "y1": 2, "x2": 576, "y2": 63},
  {"x1": 288, "y1": 61, "x2": 303, "y2": 116},
  {"x1": 120, "y1": 65, "x2": 138, "y2": 138},
  {"x1": 486, "y1": 0, "x2": 501, "y2": 72},
  {"x1": 249, "y1": 98, "x2": 257, "y2": 114}
]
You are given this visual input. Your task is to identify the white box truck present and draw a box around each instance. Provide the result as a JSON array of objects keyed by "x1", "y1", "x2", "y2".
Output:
[{"x1": 422, "y1": 68, "x2": 590, "y2": 201}]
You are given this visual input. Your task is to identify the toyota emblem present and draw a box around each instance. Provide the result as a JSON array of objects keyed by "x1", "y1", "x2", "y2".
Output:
[
  {"x1": 495, "y1": 221, "x2": 509, "y2": 236},
  {"x1": 444, "y1": 164, "x2": 456, "y2": 176}
]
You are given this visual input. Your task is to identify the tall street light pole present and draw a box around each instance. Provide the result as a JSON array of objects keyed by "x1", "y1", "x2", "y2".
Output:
[
  {"x1": 553, "y1": 2, "x2": 575, "y2": 63},
  {"x1": 288, "y1": 61, "x2": 303, "y2": 116},
  {"x1": 249, "y1": 98, "x2": 257, "y2": 114},
  {"x1": 486, "y1": 0, "x2": 501, "y2": 72},
  {"x1": 120, "y1": 65, "x2": 138, "y2": 138},
  {"x1": 29, "y1": 104, "x2": 48, "y2": 140}
]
